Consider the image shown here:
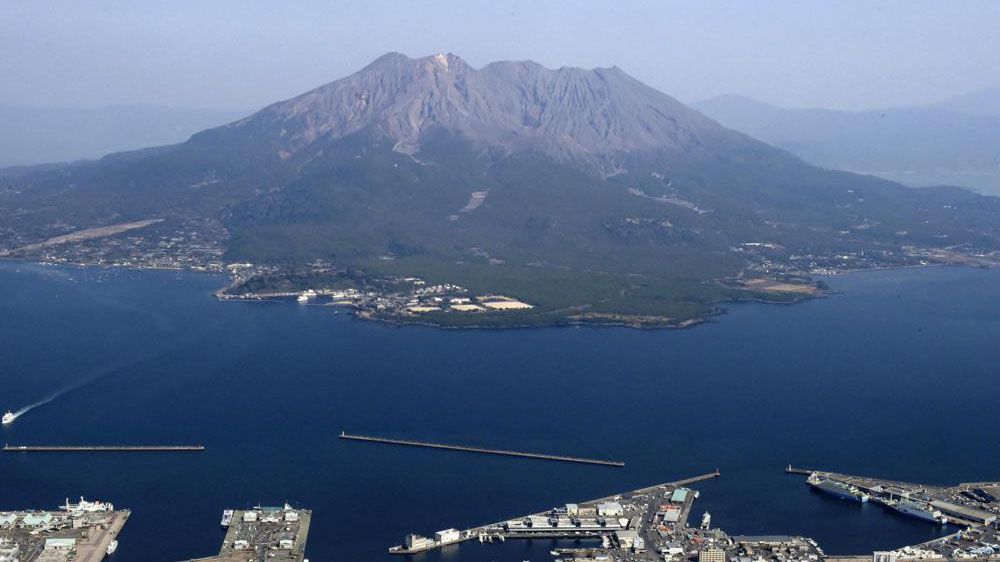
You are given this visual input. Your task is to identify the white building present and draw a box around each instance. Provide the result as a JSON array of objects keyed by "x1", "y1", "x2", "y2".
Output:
[
  {"x1": 405, "y1": 534, "x2": 434, "y2": 550},
  {"x1": 435, "y1": 528, "x2": 461, "y2": 544},
  {"x1": 616, "y1": 530, "x2": 639, "y2": 549},
  {"x1": 873, "y1": 552, "x2": 898, "y2": 562},
  {"x1": 597, "y1": 502, "x2": 624, "y2": 517},
  {"x1": 44, "y1": 538, "x2": 76, "y2": 551}
]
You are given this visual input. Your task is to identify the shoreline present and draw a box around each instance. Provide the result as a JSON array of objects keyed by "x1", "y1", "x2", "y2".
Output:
[{"x1": 3, "y1": 256, "x2": 993, "y2": 332}]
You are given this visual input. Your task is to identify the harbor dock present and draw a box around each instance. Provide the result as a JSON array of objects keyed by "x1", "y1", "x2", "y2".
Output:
[
  {"x1": 388, "y1": 469, "x2": 720, "y2": 555},
  {"x1": 787, "y1": 467, "x2": 1000, "y2": 528},
  {"x1": 0, "y1": 497, "x2": 130, "y2": 562},
  {"x1": 3, "y1": 444, "x2": 205, "y2": 452},
  {"x1": 671, "y1": 469, "x2": 722, "y2": 486},
  {"x1": 339, "y1": 432, "x2": 625, "y2": 467},
  {"x1": 182, "y1": 504, "x2": 311, "y2": 562}
]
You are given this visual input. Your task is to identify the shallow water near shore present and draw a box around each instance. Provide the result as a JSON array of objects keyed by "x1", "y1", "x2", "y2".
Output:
[{"x1": 0, "y1": 262, "x2": 997, "y2": 561}]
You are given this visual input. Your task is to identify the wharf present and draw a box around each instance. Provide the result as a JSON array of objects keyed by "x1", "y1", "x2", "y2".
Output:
[
  {"x1": 672, "y1": 469, "x2": 722, "y2": 486},
  {"x1": 78, "y1": 510, "x2": 130, "y2": 562},
  {"x1": 184, "y1": 506, "x2": 311, "y2": 562},
  {"x1": 0, "y1": 501, "x2": 130, "y2": 562},
  {"x1": 4, "y1": 445, "x2": 205, "y2": 452},
  {"x1": 787, "y1": 467, "x2": 1000, "y2": 528},
  {"x1": 388, "y1": 469, "x2": 720, "y2": 555},
  {"x1": 340, "y1": 432, "x2": 624, "y2": 467}
]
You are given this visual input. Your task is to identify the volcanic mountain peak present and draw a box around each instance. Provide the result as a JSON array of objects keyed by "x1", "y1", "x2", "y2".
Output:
[{"x1": 230, "y1": 52, "x2": 725, "y2": 168}]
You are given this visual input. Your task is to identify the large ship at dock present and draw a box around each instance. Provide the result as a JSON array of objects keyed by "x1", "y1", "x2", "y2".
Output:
[
  {"x1": 891, "y1": 499, "x2": 948, "y2": 525},
  {"x1": 807, "y1": 473, "x2": 869, "y2": 503}
]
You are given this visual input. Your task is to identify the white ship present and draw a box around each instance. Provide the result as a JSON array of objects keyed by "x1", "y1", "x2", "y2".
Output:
[
  {"x1": 891, "y1": 499, "x2": 949, "y2": 525},
  {"x1": 106, "y1": 540, "x2": 118, "y2": 555},
  {"x1": 701, "y1": 511, "x2": 712, "y2": 530},
  {"x1": 63, "y1": 496, "x2": 114, "y2": 513},
  {"x1": 221, "y1": 509, "x2": 234, "y2": 527},
  {"x1": 2, "y1": 411, "x2": 15, "y2": 424}
]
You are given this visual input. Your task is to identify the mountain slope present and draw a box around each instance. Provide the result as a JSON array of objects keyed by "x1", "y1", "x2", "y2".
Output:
[
  {"x1": 693, "y1": 94, "x2": 1000, "y2": 194},
  {"x1": 3, "y1": 53, "x2": 1000, "y2": 326}
]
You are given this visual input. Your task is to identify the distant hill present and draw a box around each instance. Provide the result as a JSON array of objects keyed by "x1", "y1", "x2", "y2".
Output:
[
  {"x1": 3, "y1": 53, "x2": 1000, "y2": 326},
  {"x1": 693, "y1": 94, "x2": 1000, "y2": 195},
  {"x1": 935, "y1": 87, "x2": 1000, "y2": 119},
  {"x1": 0, "y1": 104, "x2": 244, "y2": 166}
]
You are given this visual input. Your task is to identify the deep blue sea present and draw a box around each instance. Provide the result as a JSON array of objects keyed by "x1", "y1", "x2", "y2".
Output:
[{"x1": 0, "y1": 262, "x2": 997, "y2": 562}]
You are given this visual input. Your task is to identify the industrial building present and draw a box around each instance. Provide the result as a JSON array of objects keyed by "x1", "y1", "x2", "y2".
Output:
[
  {"x1": 597, "y1": 502, "x2": 625, "y2": 517},
  {"x1": 434, "y1": 528, "x2": 461, "y2": 544},
  {"x1": 404, "y1": 534, "x2": 434, "y2": 550},
  {"x1": 0, "y1": 498, "x2": 129, "y2": 562},
  {"x1": 929, "y1": 500, "x2": 997, "y2": 525}
]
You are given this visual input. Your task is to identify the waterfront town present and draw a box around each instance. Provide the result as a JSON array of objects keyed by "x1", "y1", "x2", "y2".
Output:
[
  {"x1": 389, "y1": 468, "x2": 1000, "y2": 562},
  {"x1": 1, "y1": 470, "x2": 998, "y2": 561}
]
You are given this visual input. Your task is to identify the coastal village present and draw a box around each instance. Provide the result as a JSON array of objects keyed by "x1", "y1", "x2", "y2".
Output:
[{"x1": 217, "y1": 265, "x2": 534, "y2": 320}]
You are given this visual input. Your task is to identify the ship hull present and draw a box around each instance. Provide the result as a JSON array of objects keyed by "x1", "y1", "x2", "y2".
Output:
[
  {"x1": 893, "y1": 502, "x2": 945, "y2": 524},
  {"x1": 810, "y1": 481, "x2": 868, "y2": 503}
]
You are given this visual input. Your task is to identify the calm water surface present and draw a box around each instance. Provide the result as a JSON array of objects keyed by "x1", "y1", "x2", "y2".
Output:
[{"x1": 0, "y1": 263, "x2": 997, "y2": 561}]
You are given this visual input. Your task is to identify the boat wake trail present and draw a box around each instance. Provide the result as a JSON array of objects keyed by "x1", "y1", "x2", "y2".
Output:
[
  {"x1": 4, "y1": 329, "x2": 207, "y2": 425},
  {"x1": 12, "y1": 378, "x2": 92, "y2": 418}
]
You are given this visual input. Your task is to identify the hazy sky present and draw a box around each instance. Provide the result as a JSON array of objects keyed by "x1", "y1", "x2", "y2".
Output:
[{"x1": 2, "y1": 1, "x2": 999, "y2": 113}]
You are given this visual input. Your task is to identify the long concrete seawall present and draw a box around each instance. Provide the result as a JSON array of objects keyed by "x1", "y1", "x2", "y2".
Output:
[
  {"x1": 339, "y1": 432, "x2": 624, "y2": 467},
  {"x1": 3, "y1": 445, "x2": 205, "y2": 452}
]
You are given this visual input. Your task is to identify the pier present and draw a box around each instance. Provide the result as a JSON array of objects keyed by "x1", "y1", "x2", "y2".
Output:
[
  {"x1": 785, "y1": 464, "x2": 814, "y2": 475},
  {"x1": 671, "y1": 469, "x2": 721, "y2": 486},
  {"x1": 339, "y1": 432, "x2": 624, "y2": 467},
  {"x1": 388, "y1": 470, "x2": 719, "y2": 555},
  {"x1": 3, "y1": 444, "x2": 205, "y2": 452}
]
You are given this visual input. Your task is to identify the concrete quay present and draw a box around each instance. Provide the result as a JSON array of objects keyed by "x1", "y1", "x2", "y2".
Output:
[
  {"x1": 340, "y1": 432, "x2": 625, "y2": 467},
  {"x1": 388, "y1": 470, "x2": 720, "y2": 555},
  {"x1": 3, "y1": 445, "x2": 205, "y2": 452}
]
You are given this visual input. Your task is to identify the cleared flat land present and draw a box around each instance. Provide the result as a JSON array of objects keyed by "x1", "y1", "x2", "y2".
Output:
[
  {"x1": 16, "y1": 219, "x2": 162, "y2": 252},
  {"x1": 742, "y1": 278, "x2": 818, "y2": 294}
]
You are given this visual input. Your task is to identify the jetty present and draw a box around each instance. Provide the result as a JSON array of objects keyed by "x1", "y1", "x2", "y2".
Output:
[
  {"x1": 339, "y1": 432, "x2": 624, "y2": 467},
  {"x1": 3, "y1": 444, "x2": 205, "y2": 452},
  {"x1": 388, "y1": 470, "x2": 720, "y2": 555}
]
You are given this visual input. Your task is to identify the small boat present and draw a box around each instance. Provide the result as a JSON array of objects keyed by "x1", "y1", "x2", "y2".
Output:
[
  {"x1": 106, "y1": 540, "x2": 118, "y2": 555},
  {"x1": 221, "y1": 509, "x2": 234, "y2": 527},
  {"x1": 2, "y1": 411, "x2": 15, "y2": 424}
]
